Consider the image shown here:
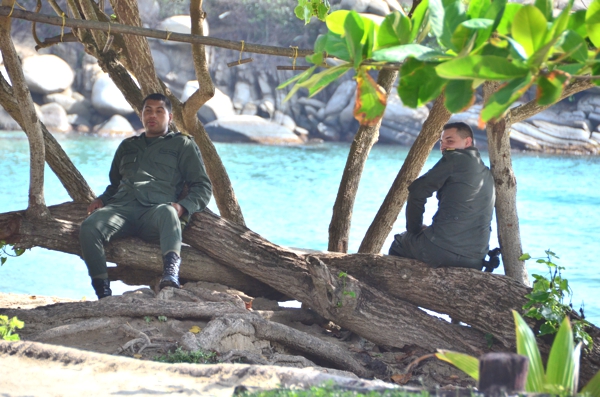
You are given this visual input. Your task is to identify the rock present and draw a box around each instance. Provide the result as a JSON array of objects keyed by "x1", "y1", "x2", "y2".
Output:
[
  {"x1": 379, "y1": 125, "x2": 417, "y2": 145},
  {"x1": 93, "y1": 115, "x2": 135, "y2": 136},
  {"x1": 137, "y1": 0, "x2": 160, "y2": 25},
  {"x1": 40, "y1": 102, "x2": 71, "y2": 133},
  {"x1": 181, "y1": 82, "x2": 235, "y2": 123},
  {"x1": 366, "y1": 0, "x2": 391, "y2": 16},
  {"x1": 316, "y1": 122, "x2": 340, "y2": 141},
  {"x1": 577, "y1": 94, "x2": 600, "y2": 114},
  {"x1": 294, "y1": 126, "x2": 310, "y2": 141},
  {"x1": 44, "y1": 93, "x2": 76, "y2": 112},
  {"x1": 0, "y1": 107, "x2": 20, "y2": 130},
  {"x1": 156, "y1": 15, "x2": 209, "y2": 45},
  {"x1": 339, "y1": 96, "x2": 357, "y2": 131},
  {"x1": 527, "y1": 108, "x2": 590, "y2": 129},
  {"x1": 298, "y1": 97, "x2": 326, "y2": 109},
  {"x1": 69, "y1": 98, "x2": 94, "y2": 119},
  {"x1": 233, "y1": 81, "x2": 253, "y2": 110},
  {"x1": 382, "y1": 94, "x2": 429, "y2": 136},
  {"x1": 324, "y1": 80, "x2": 357, "y2": 118},
  {"x1": 383, "y1": 0, "x2": 403, "y2": 11},
  {"x1": 151, "y1": 48, "x2": 171, "y2": 78},
  {"x1": 304, "y1": 106, "x2": 319, "y2": 119},
  {"x1": 257, "y1": 73, "x2": 272, "y2": 96},
  {"x1": 91, "y1": 73, "x2": 135, "y2": 116},
  {"x1": 241, "y1": 102, "x2": 258, "y2": 116},
  {"x1": 340, "y1": 0, "x2": 371, "y2": 12},
  {"x1": 257, "y1": 100, "x2": 275, "y2": 119},
  {"x1": 205, "y1": 115, "x2": 304, "y2": 145},
  {"x1": 316, "y1": 107, "x2": 325, "y2": 120},
  {"x1": 67, "y1": 113, "x2": 92, "y2": 130},
  {"x1": 23, "y1": 55, "x2": 74, "y2": 95},
  {"x1": 273, "y1": 111, "x2": 296, "y2": 132}
]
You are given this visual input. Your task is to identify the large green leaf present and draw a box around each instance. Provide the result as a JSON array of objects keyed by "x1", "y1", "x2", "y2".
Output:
[
  {"x1": 581, "y1": 369, "x2": 600, "y2": 397},
  {"x1": 344, "y1": 11, "x2": 365, "y2": 69},
  {"x1": 444, "y1": 79, "x2": 475, "y2": 113},
  {"x1": 429, "y1": 0, "x2": 445, "y2": 40},
  {"x1": 568, "y1": 10, "x2": 587, "y2": 38},
  {"x1": 298, "y1": 64, "x2": 351, "y2": 97},
  {"x1": 513, "y1": 311, "x2": 546, "y2": 393},
  {"x1": 398, "y1": 58, "x2": 447, "y2": 108},
  {"x1": 353, "y1": 68, "x2": 388, "y2": 126},
  {"x1": 410, "y1": 0, "x2": 430, "y2": 43},
  {"x1": 441, "y1": 1, "x2": 467, "y2": 50},
  {"x1": 534, "y1": 0, "x2": 553, "y2": 22},
  {"x1": 378, "y1": 11, "x2": 411, "y2": 48},
  {"x1": 436, "y1": 55, "x2": 529, "y2": 80},
  {"x1": 435, "y1": 350, "x2": 480, "y2": 380},
  {"x1": 546, "y1": 316, "x2": 578, "y2": 395},
  {"x1": 587, "y1": 0, "x2": 600, "y2": 48},
  {"x1": 462, "y1": 18, "x2": 493, "y2": 29},
  {"x1": 548, "y1": 1, "x2": 572, "y2": 41},
  {"x1": 452, "y1": 25, "x2": 475, "y2": 53},
  {"x1": 372, "y1": 44, "x2": 440, "y2": 62},
  {"x1": 323, "y1": 32, "x2": 351, "y2": 61},
  {"x1": 484, "y1": 0, "x2": 507, "y2": 29},
  {"x1": 326, "y1": 10, "x2": 351, "y2": 35},
  {"x1": 528, "y1": 36, "x2": 560, "y2": 67},
  {"x1": 559, "y1": 30, "x2": 588, "y2": 63},
  {"x1": 361, "y1": 17, "x2": 376, "y2": 60},
  {"x1": 480, "y1": 73, "x2": 533, "y2": 121},
  {"x1": 512, "y1": 5, "x2": 549, "y2": 57},
  {"x1": 279, "y1": 66, "x2": 318, "y2": 101},
  {"x1": 557, "y1": 63, "x2": 585, "y2": 74},
  {"x1": 467, "y1": 0, "x2": 491, "y2": 19},
  {"x1": 496, "y1": 3, "x2": 523, "y2": 35}
]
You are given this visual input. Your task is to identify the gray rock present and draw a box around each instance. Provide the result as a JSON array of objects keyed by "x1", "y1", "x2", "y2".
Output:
[
  {"x1": 156, "y1": 15, "x2": 209, "y2": 45},
  {"x1": 23, "y1": 55, "x2": 74, "y2": 95},
  {"x1": 44, "y1": 93, "x2": 76, "y2": 112},
  {"x1": 324, "y1": 80, "x2": 357, "y2": 118},
  {"x1": 366, "y1": 0, "x2": 391, "y2": 16},
  {"x1": 383, "y1": 0, "x2": 403, "y2": 11},
  {"x1": 294, "y1": 126, "x2": 310, "y2": 141},
  {"x1": 316, "y1": 107, "x2": 325, "y2": 120},
  {"x1": 241, "y1": 102, "x2": 258, "y2": 116},
  {"x1": 382, "y1": 94, "x2": 429, "y2": 136},
  {"x1": 40, "y1": 102, "x2": 71, "y2": 133},
  {"x1": 339, "y1": 95, "x2": 357, "y2": 132},
  {"x1": 138, "y1": 0, "x2": 160, "y2": 25},
  {"x1": 151, "y1": 48, "x2": 171, "y2": 78},
  {"x1": 233, "y1": 81, "x2": 253, "y2": 109},
  {"x1": 379, "y1": 125, "x2": 417, "y2": 145},
  {"x1": 340, "y1": 0, "x2": 371, "y2": 12},
  {"x1": 205, "y1": 115, "x2": 303, "y2": 145},
  {"x1": 67, "y1": 113, "x2": 92, "y2": 129},
  {"x1": 257, "y1": 73, "x2": 272, "y2": 96},
  {"x1": 272, "y1": 111, "x2": 297, "y2": 132},
  {"x1": 304, "y1": 106, "x2": 319, "y2": 119},
  {"x1": 181, "y1": 82, "x2": 235, "y2": 123},
  {"x1": 298, "y1": 97, "x2": 326, "y2": 109},
  {"x1": 94, "y1": 115, "x2": 135, "y2": 136},
  {"x1": 257, "y1": 100, "x2": 275, "y2": 118},
  {"x1": 577, "y1": 94, "x2": 600, "y2": 114},
  {"x1": 316, "y1": 122, "x2": 340, "y2": 141},
  {"x1": 69, "y1": 99, "x2": 94, "y2": 119},
  {"x1": 91, "y1": 73, "x2": 135, "y2": 116}
]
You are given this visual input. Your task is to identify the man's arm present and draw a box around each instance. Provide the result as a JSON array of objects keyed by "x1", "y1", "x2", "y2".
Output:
[
  {"x1": 96, "y1": 143, "x2": 125, "y2": 206},
  {"x1": 177, "y1": 138, "x2": 213, "y2": 217},
  {"x1": 405, "y1": 156, "x2": 453, "y2": 233}
]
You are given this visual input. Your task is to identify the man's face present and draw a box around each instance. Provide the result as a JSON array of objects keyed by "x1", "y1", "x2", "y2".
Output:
[
  {"x1": 142, "y1": 99, "x2": 172, "y2": 137},
  {"x1": 440, "y1": 128, "x2": 473, "y2": 152}
]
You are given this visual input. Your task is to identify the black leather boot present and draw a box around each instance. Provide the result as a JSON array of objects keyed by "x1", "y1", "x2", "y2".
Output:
[
  {"x1": 91, "y1": 278, "x2": 112, "y2": 299},
  {"x1": 159, "y1": 252, "x2": 181, "y2": 290}
]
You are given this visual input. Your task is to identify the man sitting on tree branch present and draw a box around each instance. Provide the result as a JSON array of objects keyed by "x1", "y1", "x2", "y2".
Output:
[
  {"x1": 80, "y1": 93, "x2": 212, "y2": 299},
  {"x1": 389, "y1": 122, "x2": 495, "y2": 270}
]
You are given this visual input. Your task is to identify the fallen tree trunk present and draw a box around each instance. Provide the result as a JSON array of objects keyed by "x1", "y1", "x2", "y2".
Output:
[{"x1": 1, "y1": 202, "x2": 599, "y2": 382}]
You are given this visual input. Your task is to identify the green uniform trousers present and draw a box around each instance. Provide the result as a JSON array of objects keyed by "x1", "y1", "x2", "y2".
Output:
[{"x1": 80, "y1": 200, "x2": 182, "y2": 278}]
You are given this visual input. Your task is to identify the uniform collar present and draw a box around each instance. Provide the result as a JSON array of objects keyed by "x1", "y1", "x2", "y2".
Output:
[{"x1": 443, "y1": 146, "x2": 480, "y2": 158}]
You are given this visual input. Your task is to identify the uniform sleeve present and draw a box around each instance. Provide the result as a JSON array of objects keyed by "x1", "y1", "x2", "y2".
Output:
[
  {"x1": 405, "y1": 154, "x2": 454, "y2": 233},
  {"x1": 177, "y1": 138, "x2": 213, "y2": 215},
  {"x1": 97, "y1": 143, "x2": 124, "y2": 205}
]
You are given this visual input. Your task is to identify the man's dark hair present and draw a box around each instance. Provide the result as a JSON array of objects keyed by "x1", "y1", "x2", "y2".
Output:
[
  {"x1": 443, "y1": 122, "x2": 474, "y2": 140},
  {"x1": 142, "y1": 93, "x2": 172, "y2": 113}
]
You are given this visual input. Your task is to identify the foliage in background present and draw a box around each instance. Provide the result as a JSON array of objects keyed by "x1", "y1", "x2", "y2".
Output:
[
  {"x1": 153, "y1": 347, "x2": 218, "y2": 364},
  {"x1": 0, "y1": 315, "x2": 24, "y2": 341},
  {"x1": 0, "y1": 240, "x2": 25, "y2": 266},
  {"x1": 520, "y1": 250, "x2": 593, "y2": 350},
  {"x1": 239, "y1": 383, "x2": 432, "y2": 397},
  {"x1": 295, "y1": 0, "x2": 330, "y2": 24},
  {"x1": 437, "y1": 311, "x2": 600, "y2": 397},
  {"x1": 285, "y1": 0, "x2": 600, "y2": 126}
]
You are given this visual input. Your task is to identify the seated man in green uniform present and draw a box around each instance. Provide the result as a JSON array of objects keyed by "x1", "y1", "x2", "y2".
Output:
[
  {"x1": 80, "y1": 93, "x2": 212, "y2": 299},
  {"x1": 389, "y1": 122, "x2": 495, "y2": 270}
]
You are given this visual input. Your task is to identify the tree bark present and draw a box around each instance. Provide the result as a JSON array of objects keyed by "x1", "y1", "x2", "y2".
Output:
[
  {"x1": 0, "y1": 0, "x2": 50, "y2": 219},
  {"x1": 328, "y1": 69, "x2": 398, "y2": 253},
  {"x1": 482, "y1": 82, "x2": 528, "y2": 285},
  {"x1": 359, "y1": 95, "x2": 451, "y2": 253}
]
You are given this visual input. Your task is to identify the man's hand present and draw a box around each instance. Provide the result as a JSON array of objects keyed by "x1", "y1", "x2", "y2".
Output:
[
  {"x1": 171, "y1": 202, "x2": 187, "y2": 218},
  {"x1": 87, "y1": 198, "x2": 104, "y2": 215}
]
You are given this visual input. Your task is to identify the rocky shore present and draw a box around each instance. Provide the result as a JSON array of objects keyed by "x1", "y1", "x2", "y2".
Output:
[{"x1": 1, "y1": 0, "x2": 599, "y2": 154}]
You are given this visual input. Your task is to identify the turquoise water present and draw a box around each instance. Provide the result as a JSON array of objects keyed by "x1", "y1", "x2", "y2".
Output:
[{"x1": 1, "y1": 131, "x2": 599, "y2": 325}]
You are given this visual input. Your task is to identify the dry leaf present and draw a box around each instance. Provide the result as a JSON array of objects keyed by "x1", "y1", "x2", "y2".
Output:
[
  {"x1": 29, "y1": 295, "x2": 37, "y2": 300},
  {"x1": 189, "y1": 325, "x2": 201, "y2": 334},
  {"x1": 133, "y1": 354, "x2": 142, "y2": 359},
  {"x1": 391, "y1": 373, "x2": 412, "y2": 385}
]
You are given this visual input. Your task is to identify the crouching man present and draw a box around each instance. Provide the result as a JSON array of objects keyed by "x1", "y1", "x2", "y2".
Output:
[
  {"x1": 80, "y1": 93, "x2": 212, "y2": 299},
  {"x1": 389, "y1": 122, "x2": 495, "y2": 269}
]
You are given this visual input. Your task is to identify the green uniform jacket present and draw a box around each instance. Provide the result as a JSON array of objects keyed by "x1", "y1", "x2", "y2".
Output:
[
  {"x1": 97, "y1": 131, "x2": 212, "y2": 217},
  {"x1": 406, "y1": 146, "x2": 495, "y2": 259}
]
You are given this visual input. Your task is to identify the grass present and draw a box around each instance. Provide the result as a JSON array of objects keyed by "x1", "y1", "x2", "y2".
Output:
[
  {"x1": 153, "y1": 347, "x2": 218, "y2": 364},
  {"x1": 237, "y1": 386, "x2": 436, "y2": 397}
]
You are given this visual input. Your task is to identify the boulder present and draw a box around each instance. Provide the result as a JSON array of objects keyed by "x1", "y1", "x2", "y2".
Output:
[
  {"x1": 316, "y1": 122, "x2": 340, "y2": 141},
  {"x1": 272, "y1": 110, "x2": 296, "y2": 132},
  {"x1": 382, "y1": 94, "x2": 429, "y2": 136},
  {"x1": 324, "y1": 80, "x2": 357, "y2": 118},
  {"x1": 138, "y1": 0, "x2": 160, "y2": 25},
  {"x1": 156, "y1": 15, "x2": 209, "y2": 45},
  {"x1": 257, "y1": 73, "x2": 272, "y2": 96},
  {"x1": 577, "y1": 94, "x2": 600, "y2": 114},
  {"x1": 94, "y1": 115, "x2": 135, "y2": 136},
  {"x1": 67, "y1": 113, "x2": 92, "y2": 130},
  {"x1": 151, "y1": 48, "x2": 171, "y2": 78},
  {"x1": 366, "y1": 0, "x2": 391, "y2": 16},
  {"x1": 340, "y1": 0, "x2": 371, "y2": 12},
  {"x1": 40, "y1": 102, "x2": 71, "y2": 133},
  {"x1": 257, "y1": 100, "x2": 275, "y2": 119},
  {"x1": 233, "y1": 81, "x2": 253, "y2": 109},
  {"x1": 339, "y1": 95, "x2": 357, "y2": 132},
  {"x1": 294, "y1": 126, "x2": 310, "y2": 141},
  {"x1": 379, "y1": 125, "x2": 417, "y2": 145},
  {"x1": 23, "y1": 55, "x2": 74, "y2": 95},
  {"x1": 298, "y1": 97, "x2": 326, "y2": 109},
  {"x1": 181, "y1": 82, "x2": 235, "y2": 123},
  {"x1": 91, "y1": 73, "x2": 135, "y2": 116},
  {"x1": 241, "y1": 102, "x2": 258, "y2": 116},
  {"x1": 205, "y1": 115, "x2": 304, "y2": 145},
  {"x1": 383, "y1": 0, "x2": 403, "y2": 11}
]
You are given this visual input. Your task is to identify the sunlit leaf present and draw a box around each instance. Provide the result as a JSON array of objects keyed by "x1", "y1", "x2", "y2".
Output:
[
  {"x1": 528, "y1": 37, "x2": 560, "y2": 67},
  {"x1": 568, "y1": 10, "x2": 587, "y2": 38},
  {"x1": 398, "y1": 58, "x2": 447, "y2": 108},
  {"x1": 461, "y1": 18, "x2": 493, "y2": 29},
  {"x1": 372, "y1": 44, "x2": 440, "y2": 62},
  {"x1": 558, "y1": 30, "x2": 588, "y2": 64},
  {"x1": 378, "y1": 11, "x2": 411, "y2": 48},
  {"x1": 546, "y1": 317, "x2": 578, "y2": 395},
  {"x1": 428, "y1": 0, "x2": 445, "y2": 40},
  {"x1": 435, "y1": 55, "x2": 529, "y2": 80},
  {"x1": 534, "y1": 0, "x2": 552, "y2": 22},
  {"x1": 452, "y1": 25, "x2": 475, "y2": 53},
  {"x1": 480, "y1": 73, "x2": 533, "y2": 121},
  {"x1": 548, "y1": 1, "x2": 572, "y2": 41},
  {"x1": 298, "y1": 64, "x2": 351, "y2": 97},
  {"x1": 323, "y1": 32, "x2": 351, "y2": 61},
  {"x1": 441, "y1": 1, "x2": 467, "y2": 50},
  {"x1": 361, "y1": 17, "x2": 377, "y2": 60},
  {"x1": 520, "y1": 253, "x2": 532, "y2": 260},
  {"x1": 536, "y1": 71, "x2": 569, "y2": 106},
  {"x1": 353, "y1": 69, "x2": 387, "y2": 126},
  {"x1": 326, "y1": 10, "x2": 350, "y2": 35},
  {"x1": 496, "y1": 3, "x2": 523, "y2": 35},
  {"x1": 505, "y1": 36, "x2": 529, "y2": 60},
  {"x1": 467, "y1": 0, "x2": 491, "y2": 19},
  {"x1": 581, "y1": 368, "x2": 600, "y2": 397},
  {"x1": 513, "y1": 311, "x2": 546, "y2": 393},
  {"x1": 278, "y1": 66, "x2": 317, "y2": 92},
  {"x1": 587, "y1": 0, "x2": 600, "y2": 48},
  {"x1": 512, "y1": 5, "x2": 549, "y2": 57},
  {"x1": 435, "y1": 350, "x2": 480, "y2": 380},
  {"x1": 410, "y1": 0, "x2": 430, "y2": 43},
  {"x1": 344, "y1": 11, "x2": 365, "y2": 69},
  {"x1": 484, "y1": 0, "x2": 507, "y2": 29},
  {"x1": 444, "y1": 79, "x2": 475, "y2": 113}
]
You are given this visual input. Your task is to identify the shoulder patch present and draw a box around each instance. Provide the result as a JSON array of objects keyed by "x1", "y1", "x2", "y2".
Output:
[{"x1": 444, "y1": 148, "x2": 456, "y2": 151}]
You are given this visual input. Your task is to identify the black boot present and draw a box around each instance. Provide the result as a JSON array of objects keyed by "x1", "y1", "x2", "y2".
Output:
[
  {"x1": 159, "y1": 252, "x2": 181, "y2": 290},
  {"x1": 91, "y1": 278, "x2": 112, "y2": 299}
]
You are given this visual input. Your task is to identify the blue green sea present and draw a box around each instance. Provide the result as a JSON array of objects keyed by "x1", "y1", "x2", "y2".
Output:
[{"x1": 1, "y1": 131, "x2": 599, "y2": 325}]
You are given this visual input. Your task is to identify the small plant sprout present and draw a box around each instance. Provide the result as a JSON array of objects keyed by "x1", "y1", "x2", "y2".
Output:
[
  {"x1": 0, "y1": 315, "x2": 24, "y2": 341},
  {"x1": 157, "y1": 316, "x2": 167, "y2": 322}
]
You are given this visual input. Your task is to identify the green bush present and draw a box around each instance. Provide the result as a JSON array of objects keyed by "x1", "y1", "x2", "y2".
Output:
[
  {"x1": 154, "y1": 347, "x2": 218, "y2": 364},
  {"x1": 0, "y1": 315, "x2": 24, "y2": 341}
]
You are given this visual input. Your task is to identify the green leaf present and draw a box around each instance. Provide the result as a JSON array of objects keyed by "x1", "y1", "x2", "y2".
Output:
[
  {"x1": 452, "y1": 25, "x2": 475, "y2": 53},
  {"x1": 546, "y1": 317, "x2": 578, "y2": 395},
  {"x1": 435, "y1": 55, "x2": 530, "y2": 80},
  {"x1": 372, "y1": 44, "x2": 440, "y2": 62},
  {"x1": 513, "y1": 311, "x2": 545, "y2": 393},
  {"x1": 1, "y1": 257, "x2": 6, "y2": 266},
  {"x1": 428, "y1": 0, "x2": 445, "y2": 40},
  {"x1": 534, "y1": 0, "x2": 553, "y2": 22},
  {"x1": 361, "y1": 16, "x2": 377, "y2": 60},
  {"x1": 484, "y1": 0, "x2": 507, "y2": 29},
  {"x1": 322, "y1": 32, "x2": 351, "y2": 61},
  {"x1": 461, "y1": 18, "x2": 493, "y2": 29},
  {"x1": 435, "y1": 350, "x2": 480, "y2": 380},
  {"x1": 9, "y1": 316, "x2": 24, "y2": 329},
  {"x1": 568, "y1": 10, "x2": 587, "y2": 38},
  {"x1": 559, "y1": 30, "x2": 589, "y2": 63},
  {"x1": 344, "y1": 11, "x2": 365, "y2": 69},
  {"x1": 378, "y1": 11, "x2": 412, "y2": 48},
  {"x1": 441, "y1": 1, "x2": 467, "y2": 50},
  {"x1": 306, "y1": 51, "x2": 325, "y2": 66},
  {"x1": 496, "y1": 3, "x2": 523, "y2": 35},
  {"x1": 326, "y1": 10, "x2": 350, "y2": 35},
  {"x1": 353, "y1": 69, "x2": 388, "y2": 126},
  {"x1": 536, "y1": 71, "x2": 569, "y2": 106},
  {"x1": 444, "y1": 79, "x2": 475, "y2": 113},
  {"x1": 410, "y1": 0, "x2": 430, "y2": 43},
  {"x1": 298, "y1": 64, "x2": 351, "y2": 97},
  {"x1": 512, "y1": 5, "x2": 549, "y2": 57},
  {"x1": 528, "y1": 36, "x2": 560, "y2": 68},
  {"x1": 467, "y1": 0, "x2": 491, "y2": 19},
  {"x1": 398, "y1": 58, "x2": 447, "y2": 108},
  {"x1": 548, "y1": 2, "x2": 572, "y2": 41},
  {"x1": 480, "y1": 74, "x2": 533, "y2": 121},
  {"x1": 557, "y1": 63, "x2": 584, "y2": 74},
  {"x1": 581, "y1": 368, "x2": 600, "y2": 397},
  {"x1": 587, "y1": 0, "x2": 600, "y2": 48},
  {"x1": 520, "y1": 253, "x2": 532, "y2": 260},
  {"x1": 279, "y1": 66, "x2": 317, "y2": 102}
]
